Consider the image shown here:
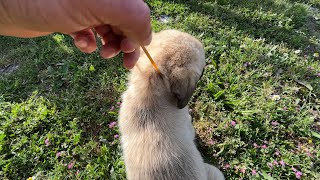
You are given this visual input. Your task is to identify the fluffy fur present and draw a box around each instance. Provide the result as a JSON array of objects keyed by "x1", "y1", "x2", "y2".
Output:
[{"x1": 119, "y1": 30, "x2": 224, "y2": 180}]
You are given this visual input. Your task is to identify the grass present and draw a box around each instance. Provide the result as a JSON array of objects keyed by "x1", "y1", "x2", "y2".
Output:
[{"x1": 0, "y1": 0, "x2": 319, "y2": 179}]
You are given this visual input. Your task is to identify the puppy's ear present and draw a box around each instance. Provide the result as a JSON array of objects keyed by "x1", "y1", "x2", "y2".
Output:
[
  {"x1": 170, "y1": 69, "x2": 197, "y2": 109},
  {"x1": 172, "y1": 84, "x2": 196, "y2": 109}
]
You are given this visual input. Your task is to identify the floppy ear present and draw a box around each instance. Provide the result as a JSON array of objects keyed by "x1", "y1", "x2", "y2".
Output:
[
  {"x1": 170, "y1": 70, "x2": 197, "y2": 109},
  {"x1": 173, "y1": 85, "x2": 196, "y2": 109}
]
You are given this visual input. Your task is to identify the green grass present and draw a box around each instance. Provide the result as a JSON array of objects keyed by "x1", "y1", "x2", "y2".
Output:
[{"x1": 0, "y1": 0, "x2": 319, "y2": 179}]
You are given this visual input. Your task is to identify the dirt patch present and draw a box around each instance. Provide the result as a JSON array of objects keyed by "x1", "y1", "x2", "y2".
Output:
[{"x1": 0, "y1": 64, "x2": 19, "y2": 75}]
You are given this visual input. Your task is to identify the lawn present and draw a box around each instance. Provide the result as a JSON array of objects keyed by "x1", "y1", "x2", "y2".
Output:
[{"x1": 0, "y1": 0, "x2": 319, "y2": 179}]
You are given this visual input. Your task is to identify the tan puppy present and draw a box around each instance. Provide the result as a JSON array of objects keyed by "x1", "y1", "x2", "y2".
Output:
[{"x1": 119, "y1": 30, "x2": 224, "y2": 180}]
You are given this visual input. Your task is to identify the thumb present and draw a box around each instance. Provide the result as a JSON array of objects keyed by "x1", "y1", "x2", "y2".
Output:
[{"x1": 87, "y1": 0, "x2": 152, "y2": 45}]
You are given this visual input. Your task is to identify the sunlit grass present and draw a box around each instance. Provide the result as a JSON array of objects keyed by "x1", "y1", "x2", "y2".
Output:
[{"x1": 0, "y1": 0, "x2": 319, "y2": 179}]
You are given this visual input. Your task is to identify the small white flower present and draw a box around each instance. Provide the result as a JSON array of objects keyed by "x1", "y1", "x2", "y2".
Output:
[
  {"x1": 270, "y1": 95, "x2": 281, "y2": 101},
  {"x1": 294, "y1": 50, "x2": 301, "y2": 54}
]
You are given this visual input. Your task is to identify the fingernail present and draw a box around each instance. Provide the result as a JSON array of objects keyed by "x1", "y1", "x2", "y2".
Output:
[
  {"x1": 77, "y1": 39, "x2": 88, "y2": 48},
  {"x1": 102, "y1": 48, "x2": 116, "y2": 58}
]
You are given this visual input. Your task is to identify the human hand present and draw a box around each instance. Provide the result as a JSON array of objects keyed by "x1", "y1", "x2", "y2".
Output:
[{"x1": 0, "y1": 0, "x2": 152, "y2": 69}]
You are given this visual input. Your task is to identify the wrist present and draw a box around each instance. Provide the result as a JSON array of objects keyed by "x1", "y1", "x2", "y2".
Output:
[{"x1": 0, "y1": 1, "x2": 52, "y2": 38}]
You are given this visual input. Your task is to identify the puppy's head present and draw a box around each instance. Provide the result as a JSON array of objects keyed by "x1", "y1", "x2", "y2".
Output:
[{"x1": 132, "y1": 30, "x2": 205, "y2": 109}]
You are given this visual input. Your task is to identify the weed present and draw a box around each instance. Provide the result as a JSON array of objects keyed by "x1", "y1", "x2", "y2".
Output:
[{"x1": 1, "y1": 0, "x2": 320, "y2": 179}]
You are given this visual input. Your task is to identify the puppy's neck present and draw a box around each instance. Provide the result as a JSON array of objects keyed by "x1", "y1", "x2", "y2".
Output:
[
  {"x1": 127, "y1": 75, "x2": 170, "y2": 107},
  {"x1": 125, "y1": 64, "x2": 178, "y2": 111},
  {"x1": 123, "y1": 77, "x2": 184, "y2": 131}
]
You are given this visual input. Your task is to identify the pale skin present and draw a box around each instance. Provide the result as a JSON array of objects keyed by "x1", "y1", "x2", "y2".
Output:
[{"x1": 0, "y1": 0, "x2": 152, "y2": 69}]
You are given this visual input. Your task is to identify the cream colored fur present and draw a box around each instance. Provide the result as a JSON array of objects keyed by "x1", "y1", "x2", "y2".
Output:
[{"x1": 119, "y1": 30, "x2": 224, "y2": 180}]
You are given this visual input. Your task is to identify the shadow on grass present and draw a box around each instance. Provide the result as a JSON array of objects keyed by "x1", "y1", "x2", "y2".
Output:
[
  {"x1": 155, "y1": 0, "x2": 320, "y2": 98},
  {"x1": 289, "y1": 0, "x2": 320, "y2": 9},
  {"x1": 159, "y1": 0, "x2": 319, "y2": 53},
  {"x1": 151, "y1": 1, "x2": 320, "y2": 175}
]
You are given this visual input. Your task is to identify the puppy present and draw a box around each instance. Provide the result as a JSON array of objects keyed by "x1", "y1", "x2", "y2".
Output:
[{"x1": 119, "y1": 30, "x2": 224, "y2": 180}]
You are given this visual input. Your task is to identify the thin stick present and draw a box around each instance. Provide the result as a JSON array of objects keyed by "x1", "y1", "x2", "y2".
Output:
[{"x1": 141, "y1": 46, "x2": 161, "y2": 74}]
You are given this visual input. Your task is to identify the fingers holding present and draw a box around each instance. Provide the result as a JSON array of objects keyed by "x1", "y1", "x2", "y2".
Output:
[
  {"x1": 71, "y1": 25, "x2": 141, "y2": 69},
  {"x1": 120, "y1": 38, "x2": 136, "y2": 53},
  {"x1": 102, "y1": 37, "x2": 140, "y2": 68},
  {"x1": 95, "y1": 25, "x2": 113, "y2": 45},
  {"x1": 100, "y1": 37, "x2": 140, "y2": 69},
  {"x1": 100, "y1": 34, "x2": 139, "y2": 68},
  {"x1": 95, "y1": 25, "x2": 119, "y2": 59},
  {"x1": 100, "y1": 39, "x2": 121, "y2": 59},
  {"x1": 123, "y1": 49, "x2": 140, "y2": 69},
  {"x1": 70, "y1": 29, "x2": 97, "y2": 53}
]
